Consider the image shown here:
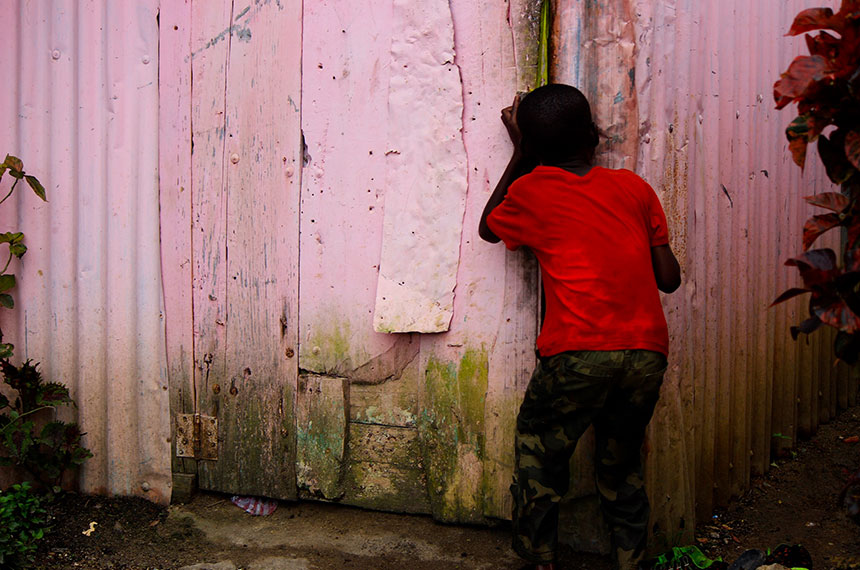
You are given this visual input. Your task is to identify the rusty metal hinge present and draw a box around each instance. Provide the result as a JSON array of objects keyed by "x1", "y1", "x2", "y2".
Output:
[{"x1": 176, "y1": 413, "x2": 218, "y2": 460}]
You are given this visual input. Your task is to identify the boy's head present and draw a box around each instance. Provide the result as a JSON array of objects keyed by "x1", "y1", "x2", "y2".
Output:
[{"x1": 517, "y1": 83, "x2": 599, "y2": 165}]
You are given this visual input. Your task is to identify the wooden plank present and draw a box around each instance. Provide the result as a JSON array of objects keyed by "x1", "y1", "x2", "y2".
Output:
[
  {"x1": 343, "y1": 461, "x2": 431, "y2": 514},
  {"x1": 482, "y1": 250, "x2": 539, "y2": 520},
  {"x1": 423, "y1": 0, "x2": 540, "y2": 524},
  {"x1": 349, "y1": 355, "x2": 420, "y2": 428},
  {"x1": 297, "y1": 374, "x2": 347, "y2": 499},
  {"x1": 348, "y1": 423, "x2": 423, "y2": 469},
  {"x1": 189, "y1": 0, "x2": 231, "y2": 487},
  {"x1": 194, "y1": 0, "x2": 301, "y2": 499},
  {"x1": 298, "y1": 0, "x2": 409, "y2": 379},
  {"x1": 419, "y1": 347, "x2": 490, "y2": 523},
  {"x1": 159, "y1": 0, "x2": 197, "y2": 480}
]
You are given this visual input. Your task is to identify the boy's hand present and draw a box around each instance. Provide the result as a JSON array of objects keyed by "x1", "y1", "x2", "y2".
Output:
[
  {"x1": 479, "y1": 93, "x2": 536, "y2": 244},
  {"x1": 501, "y1": 94, "x2": 523, "y2": 152}
]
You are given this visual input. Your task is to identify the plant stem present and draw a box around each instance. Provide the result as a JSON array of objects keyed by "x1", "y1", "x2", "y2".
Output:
[
  {"x1": 0, "y1": 405, "x2": 54, "y2": 436},
  {"x1": 0, "y1": 178, "x2": 19, "y2": 207},
  {"x1": 1, "y1": 251, "x2": 12, "y2": 275}
]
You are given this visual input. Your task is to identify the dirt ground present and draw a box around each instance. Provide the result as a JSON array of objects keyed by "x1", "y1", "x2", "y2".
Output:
[{"x1": 30, "y1": 407, "x2": 860, "y2": 570}]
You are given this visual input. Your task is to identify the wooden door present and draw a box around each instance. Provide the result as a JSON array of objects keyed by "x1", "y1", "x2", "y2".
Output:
[{"x1": 161, "y1": 0, "x2": 302, "y2": 500}]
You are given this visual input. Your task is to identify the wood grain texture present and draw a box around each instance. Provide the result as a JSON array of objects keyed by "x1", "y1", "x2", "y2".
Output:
[
  {"x1": 191, "y1": 0, "x2": 300, "y2": 499},
  {"x1": 298, "y1": 0, "x2": 408, "y2": 378},
  {"x1": 297, "y1": 374, "x2": 347, "y2": 499},
  {"x1": 159, "y1": 0, "x2": 197, "y2": 480}
]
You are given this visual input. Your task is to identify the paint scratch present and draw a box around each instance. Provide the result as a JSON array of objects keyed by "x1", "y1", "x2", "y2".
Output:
[
  {"x1": 191, "y1": 24, "x2": 253, "y2": 60},
  {"x1": 235, "y1": 5, "x2": 251, "y2": 20},
  {"x1": 720, "y1": 184, "x2": 733, "y2": 208}
]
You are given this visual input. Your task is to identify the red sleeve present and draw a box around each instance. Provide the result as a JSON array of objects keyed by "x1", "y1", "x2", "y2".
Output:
[
  {"x1": 645, "y1": 183, "x2": 670, "y2": 246},
  {"x1": 486, "y1": 181, "x2": 527, "y2": 251}
]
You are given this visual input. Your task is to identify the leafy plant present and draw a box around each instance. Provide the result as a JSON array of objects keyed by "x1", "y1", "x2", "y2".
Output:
[
  {"x1": 772, "y1": 1, "x2": 860, "y2": 363},
  {"x1": 0, "y1": 154, "x2": 46, "y2": 358},
  {"x1": 0, "y1": 359, "x2": 92, "y2": 492},
  {"x1": 0, "y1": 481, "x2": 49, "y2": 568}
]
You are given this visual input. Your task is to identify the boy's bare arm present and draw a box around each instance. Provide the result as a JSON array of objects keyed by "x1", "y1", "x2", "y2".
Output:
[
  {"x1": 479, "y1": 151, "x2": 530, "y2": 243},
  {"x1": 479, "y1": 95, "x2": 535, "y2": 243},
  {"x1": 651, "y1": 244, "x2": 681, "y2": 293}
]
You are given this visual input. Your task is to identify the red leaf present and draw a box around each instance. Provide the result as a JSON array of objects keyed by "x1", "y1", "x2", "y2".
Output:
[
  {"x1": 814, "y1": 299, "x2": 860, "y2": 332},
  {"x1": 791, "y1": 316, "x2": 824, "y2": 339},
  {"x1": 804, "y1": 192, "x2": 850, "y2": 212},
  {"x1": 786, "y1": 248, "x2": 839, "y2": 287},
  {"x1": 819, "y1": 132, "x2": 857, "y2": 185},
  {"x1": 774, "y1": 55, "x2": 831, "y2": 108},
  {"x1": 839, "y1": 0, "x2": 860, "y2": 20},
  {"x1": 845, "y1": 130, "x2": 860, "y2": 170},
  {"x1": 835, "y1": 25, "x2": 860, "y2": 77},
  {"x1": 788, "y1": 7, "x2": 837, "y2": 36},
  {"x1": 805, "y1": 30, "x2": 841, "y2": 57},
  {"x1": 845, "y1": 223, "x2": 860, "y2": 271},
  {"x1": 771, "y1": 287, "x2": 811, "y2": 306},
  {"x1": 804, "y1": 213, "x2": 842, "y2": 250}
]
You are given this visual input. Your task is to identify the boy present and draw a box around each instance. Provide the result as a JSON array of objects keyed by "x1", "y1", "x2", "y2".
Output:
[{"x1": 479, "y1": 84, "x2": 681, "y2": 570}]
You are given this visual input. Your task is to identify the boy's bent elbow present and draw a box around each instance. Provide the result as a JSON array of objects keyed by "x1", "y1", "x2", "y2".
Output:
[
  {"x1": 478, "y1": 220, "x2": 501, "y2": 243},
  {"x1": 657, "y1": 275, "x2": 681, "y2": 294},
  {"x1": 651, "y1": 245, "x2": 681, "y2": 294}
]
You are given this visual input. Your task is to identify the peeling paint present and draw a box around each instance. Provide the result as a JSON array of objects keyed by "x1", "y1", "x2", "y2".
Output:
[{"x1": 372, "y1": 0, "x2": 469, "y2": 334}]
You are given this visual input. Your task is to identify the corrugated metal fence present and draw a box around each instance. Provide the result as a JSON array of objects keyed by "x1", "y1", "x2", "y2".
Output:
[
  {"x1": 555, "y1": 0, "x2": 857, "y2": 527},
  {"x1": 0, "y1": 0, "x2": 170, "y2": 503},
  {"x1": 1, "y1": 0, "x2": 857, "y2": 533}
]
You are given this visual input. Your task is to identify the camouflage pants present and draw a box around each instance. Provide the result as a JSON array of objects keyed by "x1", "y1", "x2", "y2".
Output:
[{"x1": 511, "y1": 349, "x2": 667, "y2": 570}]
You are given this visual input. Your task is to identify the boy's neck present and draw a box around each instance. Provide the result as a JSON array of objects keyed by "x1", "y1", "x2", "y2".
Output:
[{"x1": 545, "y1": 156, "x2": 593, "y2": 177}]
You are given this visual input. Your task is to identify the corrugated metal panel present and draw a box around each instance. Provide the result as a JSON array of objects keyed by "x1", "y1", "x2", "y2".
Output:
[
  {"x1": 0, "y1": 1, "x2": 170, "y2": 503},
  {"x1": 555, "y1": 0, "x2": 857, "y2": 531}
]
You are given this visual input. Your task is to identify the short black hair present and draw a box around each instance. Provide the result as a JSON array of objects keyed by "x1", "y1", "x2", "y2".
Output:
[{"x1": 517, "y1": 83, "x2": 598, "y2": 164}]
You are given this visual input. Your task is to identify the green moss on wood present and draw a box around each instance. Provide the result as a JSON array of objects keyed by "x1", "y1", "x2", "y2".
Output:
[{"x1": 420, "y1": 347, "x2": 490, "y2": 523}]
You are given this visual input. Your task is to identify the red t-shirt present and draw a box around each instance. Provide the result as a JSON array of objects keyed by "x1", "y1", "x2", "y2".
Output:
[{"x1": 487, "y1": 165, "x2": 670, "y2": 356}]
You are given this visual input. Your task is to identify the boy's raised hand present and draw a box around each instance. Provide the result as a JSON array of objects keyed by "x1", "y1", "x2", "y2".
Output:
[
  {"x1": 501, "y1": 94, "x2": 523, "y2": 153},
  {"x1": 479, "y1": 94, "x2": 534, "y2": 243}
]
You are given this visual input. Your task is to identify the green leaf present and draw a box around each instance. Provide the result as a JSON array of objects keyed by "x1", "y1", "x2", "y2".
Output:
[
  {"x1": 0, "y1": 294, "x2": 15, "y2": 309},
  {"x1": 0, "y1": 343, "x2": 14, "y2": 359},
  {"x1": 0, "y1": 393, "x2": 8, "y2": 410},
  {"x1": 786, "y1": 114, "x2": 813, "y2": 168},
  {"x1": 9, "y1": 243, "x2": 26, "y2": 258},
  {"x1": 0, "y1": 275, "x2": 15, "y2": 293},
  {"x1": 37, "y1": 383, "x2": 72, "y2": 406},
  {"x1": 1, "y1": 155, "x2": 23, "y2": 173},
  {"x1": 24, "y1": 175, "x2": 46, "y2": 201},
  {"x1": 0, "y1": 232, "x2": 24, "y2": 246}
]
